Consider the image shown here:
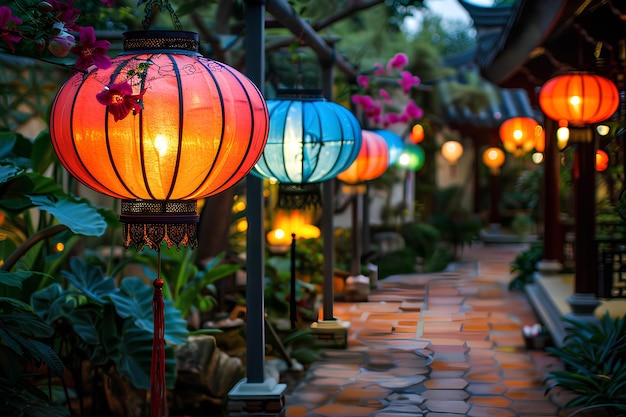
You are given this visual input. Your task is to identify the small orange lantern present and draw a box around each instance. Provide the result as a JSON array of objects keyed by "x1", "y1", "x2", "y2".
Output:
[
  {"x1": 482, "y1": 147, "x2": 505, "y2": 175},
  {"x1": 596, "y1": 149, "x2": 609, "y2": 172},
  {"x1": 499, "y1": 117, "x2": 542, "y2": 156},
  {"x1": 441, "y1": 140, "x2": 463, "y2": 165},
  {"x1": 410, "y1": 123, "x2": 424, "y2": 144},
  {"x1": 337, "y1": 130, "x2": 389, "y2": 185},
  {"x1": 539, "y1": 73, "x2": 619, "y2": 126}
]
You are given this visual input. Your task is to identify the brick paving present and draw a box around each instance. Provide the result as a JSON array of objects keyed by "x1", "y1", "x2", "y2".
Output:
[{"x1": 284, "y1": 243, "x2": 574, "y2": 417}]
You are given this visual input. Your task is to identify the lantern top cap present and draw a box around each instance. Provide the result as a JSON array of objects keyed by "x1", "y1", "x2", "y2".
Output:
[
  {"x1": 274, "y1": 88, "x2": 326, "y2": 101},
  {"x1": 121, "y1": 30, "x2": 200, "y2": 55}
]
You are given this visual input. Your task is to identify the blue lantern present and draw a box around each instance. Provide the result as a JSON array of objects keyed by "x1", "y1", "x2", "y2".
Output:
[
  {"x1": 252, "y1": 90, "x2": 362, "y2": 207},
  {"x1": 373, "y1": 129, "x2": 404, "y2": 166}
]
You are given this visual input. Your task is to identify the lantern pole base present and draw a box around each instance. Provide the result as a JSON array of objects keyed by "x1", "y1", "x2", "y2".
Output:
[
  {"x1": 310, "y1": 319, "x2": 349, "y2": 349},
  {"x1": 228, "y1": 378, "x2": 287, "y2": 417}
]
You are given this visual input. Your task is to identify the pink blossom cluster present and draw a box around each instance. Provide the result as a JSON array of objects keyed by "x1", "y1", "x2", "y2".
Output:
[
  {"x1": 0, "y1": 1, "x2": 113, "y2": 71},
  {"x1": 351, "y1": 52, "x2": 424, "y2": 128}
]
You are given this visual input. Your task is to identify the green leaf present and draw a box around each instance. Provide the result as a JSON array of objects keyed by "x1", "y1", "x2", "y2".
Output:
[
  {"x1": 0, "y1": 164, "x2": 25, "y2": 184},
  {"x1": 29, "y1": 194, "x2": 107, "y2": 237},
  {"x1": 61, "y1": 257, "x2": 117, "y2": 304},
  {"x1": 31, "y1": 131, "x2": 55, "y2": 174},
  {"x1": 109, "y1": 277, "x2": 189, "y2": 345},
  {"x1": 0, "y1": 270, "x2": 33, "y2": 289}
]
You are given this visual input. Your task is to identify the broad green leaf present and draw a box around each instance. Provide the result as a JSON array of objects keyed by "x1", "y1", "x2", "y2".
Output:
[
  {"x1": 29, "y1": 194, "x2": 107, "y2": 237},
  {"x1": 108, "y1": 277, "x2": 189, "y2": 345},
  {"x1": 0, "y1": 270, "x2": 33, "y2": 289},
  {"x1": 61, "y1": 257, "x2": 117, "y2": 304},
  {"x1": 0, "y1": 164, "x2": 24, "y2": 184},
  {"x1": 0, "y1": 132, "x2": 18, "y2": 158},
  {"x1": 32, "y1": 131, "x2": 55, "y2": 174}
]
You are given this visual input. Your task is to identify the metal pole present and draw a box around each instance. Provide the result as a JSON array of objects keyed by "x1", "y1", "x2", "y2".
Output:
[{"x1": 244, "y1": 0, "x2": 266, "y2": 385}]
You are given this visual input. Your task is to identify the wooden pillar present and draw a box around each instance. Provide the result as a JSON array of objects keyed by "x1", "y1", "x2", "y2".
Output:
[
  {"x1": 542, "y1": 118, "x2": 562, "y2": 262},
  {"x1": 573, "y1": 129, "x2": 597, "y2": 294}
]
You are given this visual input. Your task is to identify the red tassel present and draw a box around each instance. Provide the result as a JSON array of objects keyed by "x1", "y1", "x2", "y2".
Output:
[{"x1": 151, "y1": 277, "x2": 167, "y2": 417}]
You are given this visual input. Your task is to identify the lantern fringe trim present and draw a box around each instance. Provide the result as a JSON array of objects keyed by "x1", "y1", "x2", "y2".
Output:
[
  {"x1": 120, "y1": 200, "x2": 199, "y2": 251},
  {"x1": 277, "y1": 184, "x2": 322, "y2": 209}
]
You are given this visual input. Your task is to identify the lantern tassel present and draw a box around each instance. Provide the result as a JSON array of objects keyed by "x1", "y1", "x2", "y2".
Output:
[{"x1": 151, "y1": 251, "x2": 167, "y2": 417}]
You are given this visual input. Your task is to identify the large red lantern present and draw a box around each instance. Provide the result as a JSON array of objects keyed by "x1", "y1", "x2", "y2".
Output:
[
  {"x1": 49, "y1": 30, "x2": 268, "y2": 417},
  {"x1": 337, "y1": 130, "x2": 388, "y2": 185},
  {"x1": 539, "y1": 73, "x2": 619, "y2": 125},
  {"x1": 50, "y1": 31, "x2": 268, "y2": 250},
  {"x1": 499, "y1": 117, "x2": 542, "y2": 156}
]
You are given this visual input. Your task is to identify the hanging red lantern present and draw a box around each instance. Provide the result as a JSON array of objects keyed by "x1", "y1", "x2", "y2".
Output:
[
  {"x1": 539, "y1": 73, "x2": 619, "y2": 126},
  {"x1": 49, "y1": 30, "x2": 268, "y2": 417},
  {"x1": 499, "y1": 117, "x2": 541, "y2": 156},
  {"x1": 337, "y1": 130, "x2": 388, "y2": 185},
  {"x1": 50, "y1": 31, "x2": 268, "y2": 250},
  {"x1": 596, "y1": 149, "x2": 609, "y2": 172}
]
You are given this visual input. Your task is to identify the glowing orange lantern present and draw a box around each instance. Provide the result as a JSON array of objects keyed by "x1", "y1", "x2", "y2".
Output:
[
  {"x1": 50, "y1": 31, "x2": 268, "y2": 250},
  {"x1": 49, "y1": 31, "x2": 269, "y2": 417},
  {"x1": 539, "y1": 73, "x2": 619, "y2": 126},
  {"x1": 337, "y1": 130, "x2": 389, "y2": 185},
  {"x1": 499, "y1": 117, "x2": 542, "y2": 156},
  {"x1": 482, "y1": 147, "x2": 505, "y2": 175},
  {"x1": 410, "y1": 123, "x2": 424, "y2": 144},
  {"x1": 596, "y1": 150, "x2": 609, "y2": 172},
  {"x1": 441, "y1": 140, "x2": 463, "y2": 165}
]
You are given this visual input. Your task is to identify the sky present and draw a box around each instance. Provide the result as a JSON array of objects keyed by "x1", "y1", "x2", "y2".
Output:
[{"x1": 405, "y1": 0, "x2": 496, "y2": 33}]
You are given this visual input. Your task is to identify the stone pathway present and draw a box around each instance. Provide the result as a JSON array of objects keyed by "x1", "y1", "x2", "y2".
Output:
[{"x1": 284, "y1": 243, "x2": 572, "y2": 417}]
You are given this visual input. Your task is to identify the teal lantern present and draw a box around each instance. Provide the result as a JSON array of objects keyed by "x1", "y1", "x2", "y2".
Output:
[{"x1": 252, "y1": 89, "x2": 362, "y2": 207}]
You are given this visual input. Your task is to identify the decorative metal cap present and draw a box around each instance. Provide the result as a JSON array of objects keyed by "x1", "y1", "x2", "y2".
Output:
[
  {"x1": 277, "y1": 184, "x2": 322, "y2": 209},
  {"x1": 120, "y1": 200, "x2": 199, "y2": 251},
  {"x1": 121, "y1": 30, "x2": 200, "y2": 55}
]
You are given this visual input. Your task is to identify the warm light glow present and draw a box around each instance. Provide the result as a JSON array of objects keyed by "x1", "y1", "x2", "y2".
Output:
[
  {"x1": 596, "y1": 125, "x2": 610, "y2": 136},
  {"x1": 441, "y1": 140, "x2": 463, "y2": 164},
  {"x1": 55, "y1": 242, "x2": 65, "y2": 252},
  {"x1": 236, "y1": 219, "x2": 248, "y2": 232},
  {"x1": 499, "y1": 117, "x2": 540, "y2": 156},
  {"x1": 153, "y1": 135, "x2": 169, "y2": 157},
  {"x1": 596, "y1": 149, "x2": 609, "y2": 172},
  {"x1": 531, "y1": 152, "x2": 544, "y2": 164},
  {"x1": 482, "y1": 147, "x2": 505, "y2": 175},
  {"x1": 557, "y1": 127, "x2": 570, "y2": 149},
  {"x1": 539, "y1": 73, "x2": 619, "y2": 126},
  {"x1": 267, "y1": 209, "x2": 321, "y2": 246},
  {"x1": 410, "y1": 124, "x2": 424, "y2": 144},
  {"x1": 233, "y1": 201, "x2": 246, "y2": 213}
]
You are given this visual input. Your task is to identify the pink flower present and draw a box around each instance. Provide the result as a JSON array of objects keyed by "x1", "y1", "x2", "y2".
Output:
[
  {"x1": 387, "y1": 53, "x2": 408, "y2": 72},
  {"x1": 48, "y1": 23, "x2": 75, "y2": 57},
  {"x1": 357, "y1": 75, "x2": 369, "y2": 89},
  {"x1": 96, "y1": 81, "x2": 146, "y2": 122},
  {"x1": 398, "y1": 71, "x2": 420, "y2": 94},
  {"x1": 379, "y1": 88, "x2": 391, "y2": 104},
  {"x1": 352, "y1": 94, "x2": 373, "y2": 109},
  {"x1": 71, "y1": 26, "x2": 111, "y2": 70},
  {"x1": 384, "y1": 113, "x2": 401, "y2": 126},
  {"x1": 0, "y1": 6, "x2": 23, "y2": 52},
  {"x1": 373, "y1": 62, "x2": 386, "y2": 76},
  {"x1": 403, "y1": 100, "x2": 424, "y2": 120},
  {"x1": 47, "y1": 0, "x2": 80, "y2": 28}
]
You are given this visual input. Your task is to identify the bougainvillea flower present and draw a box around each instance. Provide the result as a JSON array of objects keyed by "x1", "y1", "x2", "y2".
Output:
[
  {"x1": 373, "y1": 62, "x2": 386, "y2": 76},
  {"x1": 357, "y1": 75, "x2": 369, "y2": 89},
  {"x1": 48, "y1": 0, "x2": 81, "y2": 30},
  {"x1": 352, "y1": 94, "x2": 373, "y2": 109},
  {"x1": 403, "y1": 99, "x2": 424, "y2": 120},
  {"x1": 96, "y1": 81, "x2": 146, "y2": 122},
  {"x1": 398, "y1": 71, "x2": 421, "y2": 94},
  {"x1": 71, "y1": 26, "x2": 111, "y2": 70},
  {"x1": 379, "y1": 88, "x2": 391, "y2": 104},
  {"x1": 0, "y1": 6, "x2": 23, "y2": 52},
  {"x1": 388, "y1": 53, "x2": 408, "y2": 71},
  {"x1": 48, "y1": 22, "x2": 75, "y2": 57}
]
